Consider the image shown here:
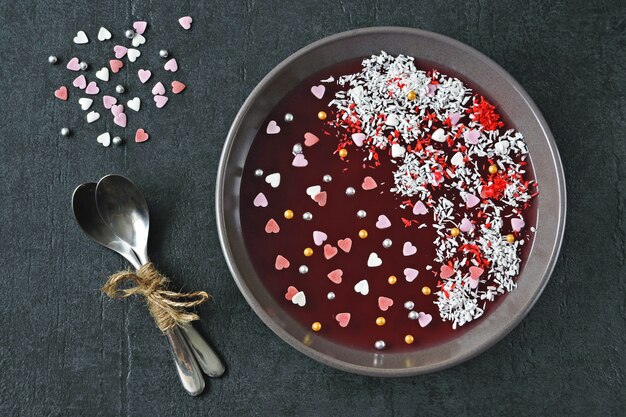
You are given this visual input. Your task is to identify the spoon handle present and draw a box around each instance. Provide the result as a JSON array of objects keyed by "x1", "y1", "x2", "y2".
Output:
[
  {"x1": 180, "y1": 324, "x2": 226, "y2": 377},
  {"x1": 165, "y1": 326, "x2": 205, "y2": 396}
]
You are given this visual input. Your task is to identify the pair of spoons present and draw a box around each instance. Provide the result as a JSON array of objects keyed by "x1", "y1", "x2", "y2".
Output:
[{"x1": 72, "y1": 174, "x2": 224, "y2": 396}]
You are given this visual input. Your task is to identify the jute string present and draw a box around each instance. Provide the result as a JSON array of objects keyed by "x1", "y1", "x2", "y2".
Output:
[{"x1": 102, "y1": 262, "x2": 209, "y2": 332}]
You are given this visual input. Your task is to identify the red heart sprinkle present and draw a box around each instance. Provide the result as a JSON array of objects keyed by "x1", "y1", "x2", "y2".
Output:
[
  {"x1": 361, "y1": 176, "x2": 377, "y2": 190},
  {"x1": 469, "y1": 266, "x2": 484, "y2": 279},
  {"x1": 265, "y1": 218, "x2": 280, "y2": 233},
  {"x1": 284, "y1": 286, "x2": 298, "y2": 301},
  {"x1": 323, "y1": 244, "x2": 338, "y2": 260},
  {"x1": 337, "y1": 238, "x2": 352, "y2": 253},
  {"x1": 109, "y1": 59, "x2": 124, "y2": 74},
  {"x1": 54, "y1": 86, "x2": 68, "y2": 101},
  {"x1": 171, "y1": 81, "x2": 186, "y2": 94},
  {"x1": 274, "y1": 255, "x2": 290, "y2": 270},
  {"x1": 378, "y1": 296, "x2": 394, "y2": 311},
  {"x1": 327, "y1": 269, "x2": 343, "y2": 284},
  {"x1": 135, "y1": 128, "x2": 149, "y2": 143},
  {"x1": 335, "y1": 313, "x2": 351, "y2": 327},
  {"x1": 440, "y1": 264, "x2": 455, "y2": 279},
  {"x1": 313, "y1": 191, "x2": 327, "y2": 207}
]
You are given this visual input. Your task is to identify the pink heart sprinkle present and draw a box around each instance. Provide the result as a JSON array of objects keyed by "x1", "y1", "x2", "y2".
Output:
[
  {"x1": 171, "y1": 81, "x2": 186, "y2": 94},
  {"x1": 304, "y1": 132, "x2": 319, "y2": 147},
  {"x1": 378, "y1": 296, "x2": 394, "y2": 311},
  {"x1": 66, "y1": 57, "x2": 81, "y2": 71},
  {"x1": 413, "y1": 201, "x2": 428, "y2": 215},
  {"x1": 449, "y1": 112, "x2": 461, "y2": 125},
  {"x1": 402, "y1": 241, "x2": 417, "y2": 256},
  {"x1": 313, "y1": 191, "x2": 327, "y2": 207},
  {"x1": 313, "y1": 231, "x2": 327, "y2": 246},
  {"x1": 465, "y1": 193, "x2": 480, "y2": 208},
  {"x1": 111, "y1": 104, "x2": 124, "y2": 116},
  {"x1": 440, "y1": 264, "x2": 455, "y2": 279},
  {"x1": 327, "y1": 269, "x2": 343, "y2": 284},
  {"x1": 265, "y1": 218, "x2": 280, "y2": 233},
  {"x1": 292, "y1": 153, "x2": 308, "y2": 167},
  {"x1": 138, "y1": 69, "x2": 152, "y2": 83},
  {"x1": 266, "y1": 120, "x2": 280, "y2": 134},
  {"x1": 135, "y1": 128, "x2": 149, "y2": 143},
  {"x1": 323, "y1": 244, "x2": 338, "y2": 260},
  {"x1": 459, "y1": 218, "x2": 474, "y2": 233},
  {"x1": 351, "y1": 133, "x2": 366, "y2": 147},
  {"x1": 253, "y1": 192, "x2": 268, "y2": 207},
  {"x1": 337, "y1": 238, "x2": 352, "y2": 253},
  {"x1": 361, "y1": 176, "x2": 377, "y2": 190},
  {"x1": 464, "y1": 129, "x2": 481, "y2": 145},
  {"x1": 114, "y1": 45, "x2": 128, "y2": 59},
  {"x1": 113, "y1": 112, "x2": 127, "y2": 128},
  {"x1": 109, "y1": 59, "x2": 123, "y2": 73},
  {"x1": 284, "y1": 286, "x2": 298, "y2": 301},
  {"x1": 511, "y1": 218, "x2": 525, "y2": 232},
  {"x1": 103, "y1": 95, "x2": 117, "y2": 109},
  {"x1": 427, "y1": 84, "x2": 437, "y2": 96},
  {"x1": 376, "y1": 215, "x2": 391, "y2": 229},
  {"x1": 54, "y1": 86, "x2": 68, "y2": 101},
  {"x1": 335, "y1": 313, "x2": 351, "y2": 327},
  {"x1": 133, "y1": 21, "x2": 147, "y2": 35},
  {"x1": 404, "y1": 268, "x2": 419, "y2": 282},
  {"x1": 178, "y1": 16, "x2": 193, "y2": 30},
  {"x1": 274, "y1": 255, "x2": 290, "y2": 270},
  {"x1": 85, "y1": 81, "x2": 99, "y2": 95},
  {"x1": 310, "y1": 84, "x2": 325, "y2": 99},
  {"x1": 469, "y1": 266, "x2": 484, "y2": 279},
  {"x1": 151, "y1": 82, "x2": 166, "y2": 95},
  {"x1": 418, "y1": 312, "x2": 432, "y2": 327},
  {"x1": 164, "y1": 58, "x2": 178, "y2": 72},
  {"x1": 72, "y1": 74, "x2": 86, "y2": 89},
  {"x1": 154, "y1": 95, "x2": 169, "y2": 108}
]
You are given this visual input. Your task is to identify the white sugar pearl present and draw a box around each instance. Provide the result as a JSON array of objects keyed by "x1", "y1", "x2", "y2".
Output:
[
  {"x1": 322, "y1": 174, "x2": 332, "y2": 183},
  {"x1": 374, "y1": 340, "x2": 386, "y2": 350},
  {"x1": 115, "y1": 85, "x2": 125, "y2": 94},
  {"x1": 284, "y1": 113, "x2": 294, "y2": 122},
  {"x1": 345, "y1": 187, "x2": 356, "y2": 196},
  {"x1": 254, "y1": 169, "x2": 264, "y2": 177},
  {"x1": 302, "y1": 212, "x2": 313, "y2": 221},
  {"x1": 357, "y1": 210, "x2": 366, "y2": 219},
  {"x1": 125, "y1": 29, "x2": 135, "y2": 39},
  {"x1": 404, "y1": 301, "x2": 415, "y2": 310},
  {"x1": 298, "y1": 265, "x2": 308, "y2": 274},
  {"x1": 292, "y1": 143, "x2": 303, "y2": 154},
  {"x1": 60, "y1": 127, "x2": 70, "y2": 137},
  {"x1": 408, "y1": 311, "x2": 419, "y2": 320},
  {"x1": 79, "y1": 61, "x2": 88, "y2": 70},
  {"x1": 382, "y1": 238, "x2": 392, "y2": 248},
  {"x1": 48, "y1": 55, "x2": 58, "y2": 64},
  {"x1": 159, "y1": 49, "x2": 169, "y2": 58},
  {"x1": 327, "y1": 292, "x2": 335, "y2": 300},
  {"x1": 112, "y1": 136, "x2": 123, "y2": 146}
]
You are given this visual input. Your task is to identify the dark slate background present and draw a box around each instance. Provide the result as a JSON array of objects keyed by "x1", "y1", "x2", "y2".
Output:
[{"x1": 1, "y1": 0, "x2": 624, "y2": 415}]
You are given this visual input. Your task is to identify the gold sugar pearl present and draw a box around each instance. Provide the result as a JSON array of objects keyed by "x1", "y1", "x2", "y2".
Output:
[
  {"x1": 407, "y1": 91, "x2": 417, "y2": 101},
  {"x1": 506, "y1": 234, "x2": 516, "y2": 243},
  {"x1": 388, "y1": 275, "x2": 397, "y2": 285},
  {"x1": 404, "y1": 334, "x2": 415, "y2": 344},
  {"x1": 450, "y1": 227, "x2": 460, "y2": 237},
  {"x1": 421, "y1": 286, "x2": 431, "y2": 296},
  {"x1": 284, "y1": 209, "x2": 294, "y2": 219},
  {"x1": 303, "y1": 247, "x2": 314, "y2": 257},
  {"x1": 317, "y1": 111, "x2": 327, "y2": 120},
  {"x1": 338, "y1": 148, "x2": 348, "y2": 158},
  {"x1": 376, "y1": 317, "x2": 386, "y2": 326},
  {"x1": 488, "y1": 164, "x2": 498, "y2": 174},
  {"x1": 358, "y1": 229, "x2": 368, "y2": 239},
  {"x1": 311, "y1": 322, "x2": 322, "y2": 332}
]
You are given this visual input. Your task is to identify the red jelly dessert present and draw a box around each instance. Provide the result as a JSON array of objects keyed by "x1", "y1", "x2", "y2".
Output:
[{"x1": 240, "y1": 52, "x2": 538, "y2": 352}]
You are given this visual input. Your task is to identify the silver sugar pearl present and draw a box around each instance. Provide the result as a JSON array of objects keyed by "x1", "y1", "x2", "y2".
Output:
[
  {"x1": 302, "y1": 212, "x2": 313, "y2": 221},
  {"x1": 125, "y1": 29, "x2": 135, "y2": 39},
  {"x1": 374, "y1": 340, "x2": 386, "y2": 350},
  {"x1": 298, "y1": 265, "x2": 309, "y2": 274},
  {"x1": 115, "y1": 85, "x2": 125, "y2": 94},
  {"x1": 345, "y1": 187, "x2": 356, "y2": 196},
  {"x1": 159, "y1": 49, "x2": 169, "y2": 58},
  {"x1": 284, "y1": 113, "x2": 294, "y2": 122},
  {"x1": 357, "y1": 209, "x2": 367, "y2": 219},
  {"x1": 112, "y1": 136, "x2": 123, "y2": 146},
  {"x1": 322, "y1": 174, "x2": 332, "y2": 183},
  {"x1": 48, "y1": 55, "x2": 58, "y2": 64},
  {"x1": 408, "y1": 311, "x2": 419, "y2": 320},
  {"x1": 60, "y1": 127, "x2": 70, "y2": 137},
  {"x1": 327, "y1": 292, "x2": 335, "y2": 300},
  {"x1": 79, "y1": 61, "x2": 88, "y2": 70},
  {"x1": 404, "y1": 301, "x2": 415, "y2": 310},
  {"x1": 254, "y1": 169, "x2": 264, "y2": 177},
  {"x1": 382, "y1": 238, "x2": 393, "y2": 248},
  {"x1": 292, "y1": 143, "x2": 303, "y2": 154}
]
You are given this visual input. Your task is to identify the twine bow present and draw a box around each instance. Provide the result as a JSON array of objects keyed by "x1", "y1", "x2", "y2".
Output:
[{"x1": 102, "y1": 262, "x2": 209, "y2": 332}]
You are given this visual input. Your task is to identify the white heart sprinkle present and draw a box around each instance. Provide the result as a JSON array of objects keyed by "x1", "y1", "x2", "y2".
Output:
[
  {"x1": 432, "y1": 128, "x2": 446, "y2": 142},
  {"x1": 306, "y1": 185, "x2": 321, "y2": 198},
  {"x1": 385, "y1": 113, "x2": 399, "y2": 126},
  {"x1": 352, "y1": 133, "x2": 366, "y2": 147},
  {"x1": 391, "y1": 143, "x2": 405, "y2": 158},
  {"x1": 127, "y1": 97, "x2": 141, "y2": 112},
  {"x1": 450, "y1": 151, "x2": 465, "y2": 166},
  {"x1": 97, "y1": 132, "x2": 111, "y2": 147},
  {"x1": 131, "y1": 33, "x2": 146, "y2": 47},
  {"x1": 354, "y1": 279, "x2": 369, "y2": 295},
  {"x1": 291, "y1": 291, "x2": 306, "y2": 307},
  {"x1": 127, "y1": 48, "x2": 141, "y2": 62},
  {"x1": 86, "y1": 111, "x2": 100, "y2": 124},
  {"x1": 312, "y1": 231, "x2": 327, "y2": 246},
  {"x1": 95, "y1": 67, "x2": 109, "y2": 82},
  {"x1": 97, "y1": 27, "x2": 111, "y2": 41},
  {"x1": 265, "y1": 173, "x2": 280, "y2": 188},
  {"x1": 78, "y1": 98, "x2": 93, "y2": 111},
  {"x1": 367, "y1": 252, "x2": 382, "y2": 267},
  {"x1": 73, "y1": 30, "x2": 89, "y2": 44}
]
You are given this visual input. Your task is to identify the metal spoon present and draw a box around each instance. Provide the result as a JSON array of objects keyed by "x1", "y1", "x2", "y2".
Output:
[
  {"x1": 94, "y1": 174, "x2": 226, "y2": 378},
  {"x1": 72, "y1": 183, "x2": 206, "y2": 396}
]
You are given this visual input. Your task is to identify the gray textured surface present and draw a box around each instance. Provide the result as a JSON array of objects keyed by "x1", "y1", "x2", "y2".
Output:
[{"x1": 0, "y1": 0, "x2": 624, "y2": 416}]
